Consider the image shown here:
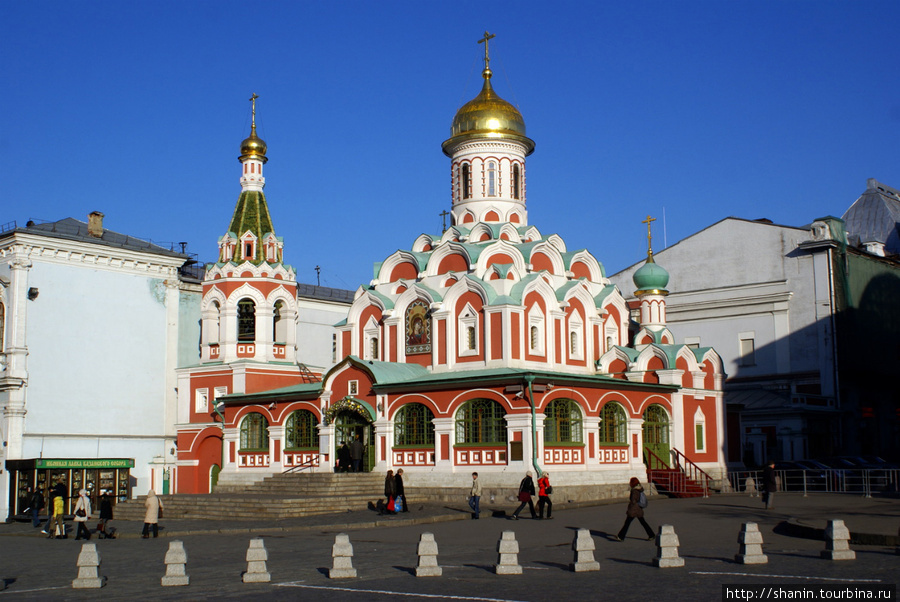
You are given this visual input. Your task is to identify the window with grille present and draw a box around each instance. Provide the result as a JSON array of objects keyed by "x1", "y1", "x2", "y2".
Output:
[
  {"x1": 512, "y1": 164, "x2": 520, "y2": 199},
  {"x1": 543, "y1": 399, "x2": 583, "y2": 443},
  {"x1": 394, "y1": 403, "x2": 436, "y2": 447},
  {"x1": 239, "y1": 413, "x2": 269, "y2": 451},
  {"x1": 285, "y1": 410, "x2": 318, "y2": 450},
  {"x1": 488, "y1": 161, "x2": 496, "y2": 196},
  {"x1": 461, "y1": 163, "x2": 471, "y2": 199},
  {"x1": 456, "y1": 399, "x2": 507, "y2": 444},
  {"x1": 599, "y1": 402, "x2": 627, "y2": 445},
  {"x1": 237, "y1": 298, "x2": 256, "y2": 341}
]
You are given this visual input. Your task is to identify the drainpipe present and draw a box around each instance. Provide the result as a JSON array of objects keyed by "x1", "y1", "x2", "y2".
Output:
[
  {"x1": 213, "y1": 402, "x2": 226, "y2": 491},
  {"x1": 524, "y1": 376, "x2": 543, "y2": 478}
]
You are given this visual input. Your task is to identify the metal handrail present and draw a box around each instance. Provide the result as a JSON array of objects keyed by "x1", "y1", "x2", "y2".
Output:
[
  {"x1": 670, "y1": 448, "x2": 712, "y2": 497},
  {"x1": 282, "y1": 456, "x2": 318, "y2": 474}
]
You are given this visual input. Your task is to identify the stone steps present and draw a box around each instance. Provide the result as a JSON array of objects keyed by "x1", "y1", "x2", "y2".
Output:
[{"x1": 115, "y1": 472, "x2": 392, "y2": 520}]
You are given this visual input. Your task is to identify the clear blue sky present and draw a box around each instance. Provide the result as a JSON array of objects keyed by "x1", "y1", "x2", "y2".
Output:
[{"x1": 5, "y1": 1, "x2": 899, "y2": 290}]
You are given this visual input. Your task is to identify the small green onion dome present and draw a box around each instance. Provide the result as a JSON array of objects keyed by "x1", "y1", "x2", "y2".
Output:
[{"x1": 633, "y1": 257, "x2": 669, "y2": 292}]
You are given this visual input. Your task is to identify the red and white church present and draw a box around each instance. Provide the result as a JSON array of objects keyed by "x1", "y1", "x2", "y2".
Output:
[{"x1": 174, "y1": 42, "x2": 726, "y2": 495}]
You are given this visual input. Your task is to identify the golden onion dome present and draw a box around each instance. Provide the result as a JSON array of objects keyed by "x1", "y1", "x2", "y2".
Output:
[
  {"x1": 442, "y1": 68, "x2": 535, "y2": 156},
  {"x1": 239, "y1": 125, "x2": 268, "y2": 163}
]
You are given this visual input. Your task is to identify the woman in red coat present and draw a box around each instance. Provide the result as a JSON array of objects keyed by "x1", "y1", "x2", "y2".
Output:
[{"x1": 536, "y1": 472, "x2": 553, "y2": 519}]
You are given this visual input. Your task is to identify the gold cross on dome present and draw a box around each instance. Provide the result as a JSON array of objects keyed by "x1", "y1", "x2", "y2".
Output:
[
  {"x1": 642, "y1": 215, "x2": 657, "y2": 258},
  {"x1": 478, "y1": 31, "x2": 496, "y2": 69},
  {"x1": 249, "y1": 93, "x2": 259, "y2": 128}
]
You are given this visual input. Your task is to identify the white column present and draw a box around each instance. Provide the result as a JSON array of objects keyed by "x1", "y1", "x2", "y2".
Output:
[{"x1": 432, "y1": 417, "x2": 454, "y2": 471}]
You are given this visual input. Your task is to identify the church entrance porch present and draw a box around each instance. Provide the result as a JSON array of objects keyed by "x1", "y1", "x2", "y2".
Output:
[{"x1": 334, "y1": 412, "x2": 375, "y2": 473}]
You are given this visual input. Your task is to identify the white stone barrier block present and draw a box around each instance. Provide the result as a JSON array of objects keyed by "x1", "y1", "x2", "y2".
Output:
[
  {"x1": 495, "y1": 531, "x2": 522, "y2": 575},
  {"x1": 735, "y1": 522, "x2": 768, "y2": 564},
  {"x1": 821, "y1": 519, "x2": 856, "y2": 560},
  {"x1": 330, "y1": 533, "x2": 357, "y2": 578},
  {"x1": 161, "y1": 540, "x2": 190, "y2": 586},
  {"x1": 72, "y1": 543, "x2": 104, "y2": 589},
  {"x1": 415, "y1": 532, "x2": 442, "y2": 577},
  {"x1": 652, "y1": 525, "x2": 684, "y2": 568},
  {"x1": 570, "y1": 528, "x2": 600, "y2": 572},
  {"x1": 243, "y1": 537, "x2": 271, "y2": 583}
]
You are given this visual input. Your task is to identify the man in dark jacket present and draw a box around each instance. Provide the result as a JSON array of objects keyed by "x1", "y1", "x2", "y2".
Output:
[
  {"x1": 762, "y1": 461, "x2": 777, "y2": 509},
  {"x1": 349, "y1": 435, "x2": 364, "y2": 472},
  {"x1": 29, "y1": 487, "x2": 45, "y2": 528}
]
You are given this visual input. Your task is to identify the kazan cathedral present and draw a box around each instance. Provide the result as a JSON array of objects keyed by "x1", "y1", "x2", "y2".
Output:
[{"x1": 175, "y1": 39, "x2": 726, "y2": 496}]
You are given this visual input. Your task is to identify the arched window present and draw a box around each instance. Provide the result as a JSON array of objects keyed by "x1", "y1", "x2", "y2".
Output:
[
  {"x1": 456, "y1": 399, "x2": 507, "y2": 444},
  {"x1": 394, "y1": 403, "x2": 435, "y2": 447},
  {"x1": 570, "y1": 331, "x2": 578, "y2": 354},
  {"x1": 239, "y1": 413, "x2": 269, "y2": 451},
  {"x1": 237, "y1": 298, "x2": 256, "y2": 341},
  {"x1": 370, "y1": 336, "x2": 379, "y2": 360},
  {"x1": 531, "y1": 326, "x2": 539, "y2": 349},
  {"x1": 544, "y1": 399, "x2": 583, "y2": 443},
  {"x1": 285, "y1": 409, "x2": 318, "y2": 450},
  {"x1": 467, "y1": 327, "x2": 476, "y2": 350},
  {"x1": 273, "y1": 300, "x2": 286, "y2": 342},
  {"x1": 599, "y1": 402, "x2": 627, "y2": 445},
  {"x1": 487, "y1": 161, "x2": 496, "y2": 196},
  {"x1": 208, "y1": 301, "x2": 221, "y2": 345},
  {"x1": 512, "y1": 164, "x2": 520, "y2": 199},
  {"x1": 461, "y1": 163, "x2": 471, "y2": 199}
]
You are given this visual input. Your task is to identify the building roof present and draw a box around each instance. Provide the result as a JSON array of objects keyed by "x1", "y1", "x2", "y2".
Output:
[
  {"x1": 296, "y1": 283, "x2": 355, "y2": 304},
  {"x1": 842, "y1": 178, "x2": 900, "y2": 254},
  {"x1": 4, "y1": 217, "x2": 187, "y2": 260}
]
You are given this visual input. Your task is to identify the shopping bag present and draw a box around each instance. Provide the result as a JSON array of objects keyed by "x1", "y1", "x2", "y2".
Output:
[
  {"x1": 387, "y1": 496, "x2": 395, "y2": 512},
  {"x1": 394, "y1": 495, "x2": 403, "y2": 512}
]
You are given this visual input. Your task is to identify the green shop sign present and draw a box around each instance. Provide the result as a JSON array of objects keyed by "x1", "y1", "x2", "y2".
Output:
[{"x1": 36, "y1": 459, "x2": 135, "y2": 469}]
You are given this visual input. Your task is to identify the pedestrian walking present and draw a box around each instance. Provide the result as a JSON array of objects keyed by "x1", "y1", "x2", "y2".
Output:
[
  {"x1": 43, "y1": 480, "x2": 67, "y2": 536},
  {"x1": 29, "y1": 486, "x2": 45, "y2": 528},
  {"x1": 614, "y1": 477, "x2": 654, "y2": 541},
  {"x1": 350, "y1": 435, "x2": 364, "y2": 472},
  {"x1": 395, "y1": 468, "x2": 408, "y2": 512},
  {"x1": 468, "y1": 472, "x2": 482, "y2": 519},
  {"x1": 97, "y1": 490, "x2": 114, "y2": 539},
  {"x1": 73, "y1": 489, "x2": 92, "y2": 540},
  {"x1": 510, "y1": 471, "x2": 537, "y2": 520},
  {"x1": 762, "y1": 460, "x2": 777, "y2": 510},
  {"x1": 142, "y1": 489, "x2": 163, "y2": 538},
  {"x1": 536, "y1": 472, "x2": 553, "y2": 519}
]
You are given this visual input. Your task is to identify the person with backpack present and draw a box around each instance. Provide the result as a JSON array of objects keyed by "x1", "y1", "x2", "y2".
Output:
[
  {"x1": 614, "y1": 477, "x2": 654, "y2": 541},
  {"x1": 536, "y1": 472, "x2": 553, "y2": 519}
]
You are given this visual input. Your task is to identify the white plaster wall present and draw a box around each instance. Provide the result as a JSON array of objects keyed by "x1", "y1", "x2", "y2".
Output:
[
  {"x1": 296, "y1": 298, "x2": 350, "y2": 370},
  {"x1": 609, "y1": 219, "x2": 824, "y2": 380},
  {"x1": 15, "y1": 259, "x2": 177, "y2": 495}
]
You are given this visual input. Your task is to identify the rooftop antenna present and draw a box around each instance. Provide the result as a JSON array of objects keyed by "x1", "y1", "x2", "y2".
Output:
[{"x1": 315, "y1": 265, "x2": 321, "y2": 287}]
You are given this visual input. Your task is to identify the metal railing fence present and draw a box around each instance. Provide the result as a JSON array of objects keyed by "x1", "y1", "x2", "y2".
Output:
[{"x1": 727, "y1": 468, "x2": 900, "y2": 497}]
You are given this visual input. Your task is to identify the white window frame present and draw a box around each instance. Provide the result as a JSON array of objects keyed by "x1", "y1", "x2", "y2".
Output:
[
  {"x1": 364, "y1": 318, "x2": 380, "y2": 361},
  {"x1": 568, "y1": 314, "x2": 584, "y2": 360},
  {"x1": 528, "y1": 307, "x2": 546, "y2": 356},
  {"x1": 693, "y1": 406, "x2": 706, "y2": 453},
  {"x1": 738, "y1": 331, "x2": 756, "y2": 367},
  {"x1": 195, "y1": 388, "x2": 209, "y2": 413},
  {"x1": 457, "y1": 304, "x2": 479, "y2": 357}
]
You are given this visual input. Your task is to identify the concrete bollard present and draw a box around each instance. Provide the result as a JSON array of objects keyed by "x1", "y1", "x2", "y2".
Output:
[
  {"x1": 821, "y1": 520, "x2": 856, "y2": 560},
  {"x1": 243, "y1": 537, "x2": 271, "y2": 583},
  {"x1": 744, "y1": 477, "x2": 758, "y2": 497},
  {"x1": 72, "y1": 543, "x2": 104, "y2": 589},
  {"x1": 161, "y1": 540, "x2": 190, "y2": 586},
  {"x1": 570, "y1": 528, "x2": 600, "y2": 572},
  {"x1": 495, "y1": 531, "x2": 523, "y2": 575},
  {"x1": 415, "y1": 532, "x2": 442, "y2": 577},
  {"x1": 652, "y1": 524, "x2": 685, "y2": 568},
  {"x1": 329, "y1": 533, "x2": 357, "y2": 578},
  {"x1": 735, "y1": 522, "x2": 768, "y2": 564}
]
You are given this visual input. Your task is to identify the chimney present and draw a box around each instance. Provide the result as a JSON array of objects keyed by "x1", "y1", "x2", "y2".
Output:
[{"x1": 87, "y1": 211, "x2": 104, "y2": 238}]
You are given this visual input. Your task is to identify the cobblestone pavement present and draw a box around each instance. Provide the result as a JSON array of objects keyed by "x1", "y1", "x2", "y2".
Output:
[{"x1": 0, "y1": 493, "x2": 897, "y2": 600}]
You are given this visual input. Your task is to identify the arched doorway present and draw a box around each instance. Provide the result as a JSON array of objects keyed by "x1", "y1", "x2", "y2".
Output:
[
  {"x1": 334, "y1": 411, "x2": 375, "y2": 472},
  {"x1": 642, "y1": 404, "x2": 670, "y2": 466}
]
